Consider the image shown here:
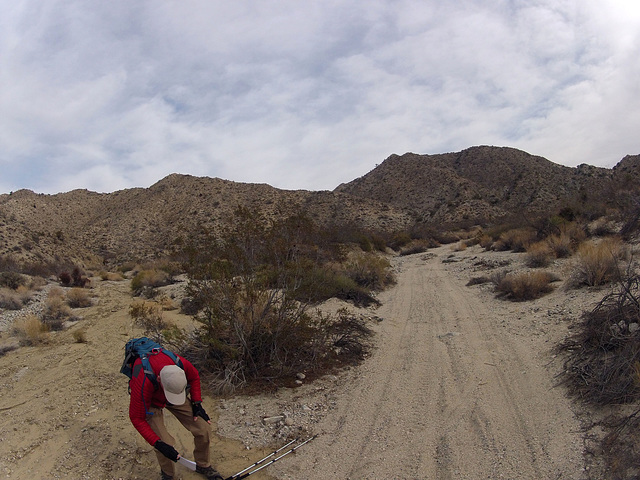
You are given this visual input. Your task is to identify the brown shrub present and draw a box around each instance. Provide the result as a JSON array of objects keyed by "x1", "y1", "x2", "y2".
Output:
[
  {"x1": 66, "y1": 288, "x2": 93, "y2": 308},
  {"x1": 0, "y1": 287, "x2": 26, "y2": 310},
  {"x1": 42, "y1": 293, "x2": 73, "y2": 330},
  {"x1": 497, "y1": 227, "x2": 538, "y2": 252},
  {"x1": 12, "y1": 315, "x2": 49, "y2": 345},
  {"x1": 570, "y1": 237, "x2": 627, "y2": 287},
  {"x1": 129, "y1": 300, "x2": 166, "y2": 334},
  {"x1": 99, "y1": 270, "x2": 125, "y2": 281},
  {"x1": 525, "y1": 242, "x2": 553, "y2": 268},
  {"x1": 495, "y1": 271, "x2": 557, "y2": 301}
]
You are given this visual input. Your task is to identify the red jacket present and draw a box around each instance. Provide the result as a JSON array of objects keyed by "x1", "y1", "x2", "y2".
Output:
[{"x1": 128, "y1": 351, "x2": 203, "y2": 445}]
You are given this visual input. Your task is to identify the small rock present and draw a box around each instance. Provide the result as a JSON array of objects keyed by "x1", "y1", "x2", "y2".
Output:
[{"x1": 262, "y1": 415, "x2": 285, "y2": 425}]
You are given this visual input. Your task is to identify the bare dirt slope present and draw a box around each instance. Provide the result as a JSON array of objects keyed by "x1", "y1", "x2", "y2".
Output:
[{"x1": 1, "y1": 244, "x2": 598, "y2": 479}]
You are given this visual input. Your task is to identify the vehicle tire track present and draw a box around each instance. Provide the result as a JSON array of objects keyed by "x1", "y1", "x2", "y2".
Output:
[{"x1": 274, "y1": 248, "x2": 584, "y2": 479}]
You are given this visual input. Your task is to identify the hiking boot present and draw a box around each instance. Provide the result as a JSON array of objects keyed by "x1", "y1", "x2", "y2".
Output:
[
  {"x1": 160, "y1": 471, "x2": 173, "y2": 480},
  {"x1": 195, "y1": 465, "x2": 224, "y2": 480}
]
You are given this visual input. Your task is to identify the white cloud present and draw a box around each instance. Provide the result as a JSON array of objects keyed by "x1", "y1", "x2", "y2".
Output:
[{"x1": 0, "y1": 0, "x2": 638, "y2": 194}]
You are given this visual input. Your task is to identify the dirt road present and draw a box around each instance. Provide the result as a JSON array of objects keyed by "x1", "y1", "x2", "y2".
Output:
[{"x1": 269, "y1": 247, "x2": 586, "y2": 479}]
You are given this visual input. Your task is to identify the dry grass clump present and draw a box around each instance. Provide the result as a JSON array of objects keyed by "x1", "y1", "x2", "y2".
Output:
[
  {"x1": 42, "y1": 288, "x2": 74, "y2": 330},
  {"x1": 12, "y1": 315, "x2": 49, "y2": 345},
  {"x1": 72, "y1": 329, "x2": 88, "y2": 343},
  {"x1": 130, "y1": 269, "x2": 173, "y2": 296},
  {"x1": 493, "y1": 227, "x2": 538, "y2": 252},
  {"x1": 493, "y1": 271, "x2": 558, "y2": 301},
  {"x1": 546, "y1": 222, "x2": 587, "y2": 258},
  {"x1": 66, "y1": 287, "x2": 93, "y2": 308},
  {"x1": 451, "y1": 241, "x2": 468, "y2": 252},
  {"x1": 525, "y1": 241, "x2": 554, "y2": 268},
  {"x1": 399, "y1": 240, "x2": 432, "y2": 256},
  {"x1": 99, "y1": 270, "x2": 125, "y2": 281},
  {"x1": 570, "y1": 237, "x2": 628, "y2": 287},
  {"x1": 0, "y1": 286, "x2": 31, "y2": 310}
]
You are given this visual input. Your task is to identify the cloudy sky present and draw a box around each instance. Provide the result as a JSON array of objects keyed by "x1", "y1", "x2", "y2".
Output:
[{"x1": 1, "y1": 1, "x2": 639, "y2": 194}]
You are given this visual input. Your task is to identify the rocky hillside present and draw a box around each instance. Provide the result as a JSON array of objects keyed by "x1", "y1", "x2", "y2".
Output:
[
  {"x1": 335, "y1": 146, "x2": 632, "y2": 225},
  {"x1": 1, "y1": 146, "x2": 639, "y2": 269},
  {"x1": 0, "y1": 175, "x2": 412, "y2": 268}
]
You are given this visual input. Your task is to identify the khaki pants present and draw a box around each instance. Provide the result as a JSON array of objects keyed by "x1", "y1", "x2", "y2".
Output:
[{"x1": 147, "y1": 400, "x2": 211, "y2": 477}]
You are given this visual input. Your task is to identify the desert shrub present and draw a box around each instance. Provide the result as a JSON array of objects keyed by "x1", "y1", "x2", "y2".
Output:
[
  {"x1": 0, "y1": 344, "x2": 18, "y2": 356},
  {"x1": 42, "y1": 293, "x2": 73, "y2": 330},
  {"x1": 545, "y1": 233, "x2": 573, "y2": 258},
  {"x1": 58, "y1": 271, "x2": 72, "y2": 286},
  {"x1": 525, "y1": 242, "x2": 553, "y2": 268},
  {"x1": 495, "y1": 227, "x2": 538, "y2": 252},
  {"x1": 343, "y1": 252, "x2": 394, "y2": 291},
  {"x1": 179, "y1": 209, "x2": 377, "y2": 392},
  {"x1": 451, "y1": 241, "x2": 468, "y2": 252},
  {"x1": 387, "y1": 231, "x2": 413, "y2": 250},
  {"x1": 0, "y1": 271, "x2": 26, "y2": 290},
  {"x1": 0, "y1": 287, "x2": 24, "y2": 310},
  {"x1": 155, "y1": 293, "x2": 177, "y2": 311},
  {"x1": 66, "y1": 287, "x2": 93, "y2": 308},
  {"x1": 12, "y1": 315, "x2": 49, "y2": 345},
  {"x1": 588, "y1": 217, "x2": 618, "y2": 237},
  {"x1": 570, "y1": 237, "x2": 627, "y2": 287},
  {"x1": 129, "y1": 300, "x2": 166, "y2": 334},
  {"x1": 399, "y1": 240, "x2": 432, "y2": 256},
  {"x1": 99, "y1": 270, "x2": 124, "y2": 281},
  {"x1": 494, "y1": 271, "x2": 557, "y2": 301},
  {"x1": 130, "y1": 269, "x2": 172, "y2": 296},
  {"x1": 478, "y1": 234, "x2": 493, "y2": 250},
  {"x1": 466, "y1": 276, "x2": 490, "y2": 286},
  {"x1": 72, "y1": 328, "x2": 88, "y2": 343},
  {"x1": 71, "y1": 267, "x2": 88, "y2": 287}
]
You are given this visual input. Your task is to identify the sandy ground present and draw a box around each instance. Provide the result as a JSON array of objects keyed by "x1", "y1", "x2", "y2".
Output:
[{"x1": 0, "y1": 244, "x2": 605, "y2": 479}]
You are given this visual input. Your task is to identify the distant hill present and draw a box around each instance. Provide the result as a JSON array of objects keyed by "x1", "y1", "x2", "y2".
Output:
[
  {"x1": 1, "y1": 146, "x2": 639, "y2": 268},
  {"x1": 336, "y1": 146, "x2": 623, "y2": 226}
]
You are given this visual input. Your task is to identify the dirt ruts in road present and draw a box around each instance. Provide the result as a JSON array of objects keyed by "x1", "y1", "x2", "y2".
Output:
[{"x1": 272, "y1": 248, "x2": 585, "y2": 479}]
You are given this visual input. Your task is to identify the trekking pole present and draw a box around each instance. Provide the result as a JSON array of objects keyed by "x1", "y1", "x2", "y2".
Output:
[
  {"x1": 226, "y1": 435, "x2": 317, "y2": 480},
  {"x1": 227, "y1": 438, "x2": 297, "y2": 479}
]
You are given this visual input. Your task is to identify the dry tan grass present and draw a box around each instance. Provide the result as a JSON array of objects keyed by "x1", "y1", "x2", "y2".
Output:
[
  {"x1": 495, "y1": 271, "x2": 557, "y2": 301},
  {"x1": 571, "y1": 237, "x2": 627, "y2": 287},
  {"x1": 66, "y1": 287, "x2": 92, "y2": 308},
  {"x1": 525, "y1": 241, "x2": 554, "y2": 268},
  {"x1": 43, "y1": 293, "x2": 73, "y2": 330},
  {"x1": 12, "y1": 315, "x2": 49, "y2": 345}
]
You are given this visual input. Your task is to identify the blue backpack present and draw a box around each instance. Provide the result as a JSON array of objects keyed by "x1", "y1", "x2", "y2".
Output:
[{"x1": 120, "y1": 337, "x2": 184, "y2": 391}]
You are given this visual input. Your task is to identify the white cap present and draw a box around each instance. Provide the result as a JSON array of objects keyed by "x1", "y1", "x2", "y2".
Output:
[{"x1": 159, "y1": 365, "x2": 187, "y2": 405}]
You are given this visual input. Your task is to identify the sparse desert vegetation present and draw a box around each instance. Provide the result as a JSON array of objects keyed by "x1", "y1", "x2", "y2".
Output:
[{"x1": 2, "y1": 147, "x2": 640, "y2": 478}]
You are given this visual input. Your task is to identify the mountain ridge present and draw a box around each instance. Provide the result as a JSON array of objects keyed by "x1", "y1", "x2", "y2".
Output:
[{"x1": 1, "y1": 146, "x2": 638, "y2": 268}]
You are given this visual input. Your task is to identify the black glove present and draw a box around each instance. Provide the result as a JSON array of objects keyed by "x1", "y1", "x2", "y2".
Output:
[
  {"x1": 191, "y1": 401, "x2": 210, "y2": 422},
  {"x1": 154, "y1": 440, "x2": 179, "y2": 462}
]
